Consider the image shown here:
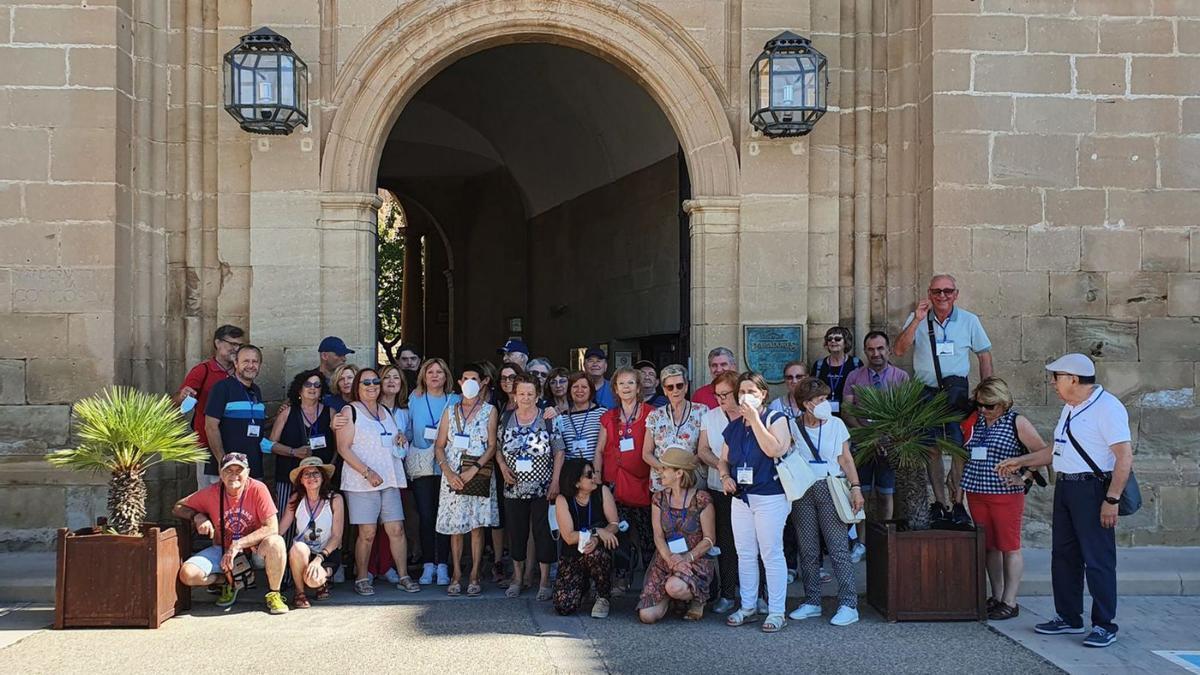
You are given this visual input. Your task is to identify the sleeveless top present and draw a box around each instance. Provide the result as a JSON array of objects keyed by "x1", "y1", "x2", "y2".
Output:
[
  {"x1": 961, "y1": 409, "x2": 1024, "y2": 495},
  {"x1": 276, "y1": 404, "x2": 335, "y2": 479},
  {"x1": 340, "y1": 401, "x2": 406, "y2": 492},
  {"x1": 561, "y1": 490, "x2": 608, "y2": 560},
  {"x1": 722, "y1": 410, "x2": 787, "y2": 498},
  {"x1": 294, "y1": 495, "x2": 335, "y2": 551}
]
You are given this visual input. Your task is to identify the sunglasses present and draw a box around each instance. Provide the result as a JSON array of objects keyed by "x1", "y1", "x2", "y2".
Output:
[
  {"x1": 303, "y1": 381, "x2": 322, "y2": 389},
  {"x1": 977, "y1": 402, "x2": 1000, "y2": 411},
  {"x1": 825, "y1": 335, "x2": 844, "y2": 343},
  {"x1": 929, "y1": 288, "x2": 958, "y2": 296},
  {"x1": 664, "y1": 382, "x2": 687, "y2": 391},
  {"x1": 549, "y1": 378, "x2": 568, "y2": 385},
  {"x1": 361, "y1": 378, "x2": 381, "y2": 386}
]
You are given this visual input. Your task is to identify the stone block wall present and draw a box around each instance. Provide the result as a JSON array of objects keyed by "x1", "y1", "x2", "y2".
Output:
[{"x1": 928, "y1": 0, "x2": 1200, "y2": 545}]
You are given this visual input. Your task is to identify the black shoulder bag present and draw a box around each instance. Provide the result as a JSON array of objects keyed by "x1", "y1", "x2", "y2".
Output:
[
  {"x1": 926, "y1": 315, "x2": 972, "y2": 414},
  {"x1": 1065, "y1": 423, "x2": 1141, "y2": 516}
]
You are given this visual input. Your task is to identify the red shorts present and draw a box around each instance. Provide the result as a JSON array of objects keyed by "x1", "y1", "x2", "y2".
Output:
[{"x1": 966, "y1": 491, "x2": 1024, "y2": 552}]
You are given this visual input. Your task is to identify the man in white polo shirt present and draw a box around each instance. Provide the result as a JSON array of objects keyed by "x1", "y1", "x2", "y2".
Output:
[{"x1": 998, "y1": 353, "x2": 1133, "y2": 649}]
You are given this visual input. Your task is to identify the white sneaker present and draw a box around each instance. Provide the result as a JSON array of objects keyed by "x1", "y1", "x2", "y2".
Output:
[
  {"x1": 756, "y1": 598, "x2": 769, "y2": 615},
  {"x1": 419, "y1": 562, "x2": 435, "y2": 586},
  {"x1": 333, "y1": 567, "x2": 345, "y2": 584},
  {"x1": 384, "y1": 568, "x2": 401, "y2": 585},
  {"x1": 830, "y1": 605, "x2": 859, "y2": 626},
  {"x1": 789, "y1": 603, "x2": 823, "y2": 620},
  {"x1": 436, "y1": 563, "x2": 450, "y2": 586},
  {"x1": 850, "y1": 542, "x2": 867, "y2": 564}
]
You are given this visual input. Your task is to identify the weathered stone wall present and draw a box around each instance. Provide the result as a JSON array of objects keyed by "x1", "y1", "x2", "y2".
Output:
[{"x1": 928, "y1": 0, "x2": 1200, "y2": 545}]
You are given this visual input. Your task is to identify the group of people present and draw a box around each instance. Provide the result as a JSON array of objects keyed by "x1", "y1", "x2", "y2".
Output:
[{"x1": 168, "y1": 274, "x2": 1134, "y2": 648}]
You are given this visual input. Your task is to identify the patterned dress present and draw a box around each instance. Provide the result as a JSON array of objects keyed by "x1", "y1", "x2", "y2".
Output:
[
  {"x1": 645, "y1": 401, "x2": 708, "y2": 492},
  {"x1": 636, "y1": 489, "x2": 714, "y2": 609},
  {"x1": 435, "y1": 403, "x2": 500, "y2": 535}
]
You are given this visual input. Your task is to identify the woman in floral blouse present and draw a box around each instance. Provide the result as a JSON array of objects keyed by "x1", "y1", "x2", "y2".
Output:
[{"x1": 643, "y1": 364, "x2": 709, "y2": 493}]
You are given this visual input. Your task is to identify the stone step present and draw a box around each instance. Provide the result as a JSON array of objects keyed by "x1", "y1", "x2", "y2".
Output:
[{"x1": 4, "y1": 546, "x2": 1198, "y2": 605}]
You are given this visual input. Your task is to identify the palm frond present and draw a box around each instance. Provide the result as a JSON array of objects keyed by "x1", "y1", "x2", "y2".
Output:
[
  {"x1": 844, "y1": 379, "x2": 967, "y2": 471},
  {"x1": 46, "y1": 386, "x2": 208, "y2": 475}
]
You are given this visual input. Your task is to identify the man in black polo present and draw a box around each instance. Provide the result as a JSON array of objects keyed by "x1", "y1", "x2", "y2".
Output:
[{"x1": 204, "y1": 344, "x2": 268, "y2": 480}]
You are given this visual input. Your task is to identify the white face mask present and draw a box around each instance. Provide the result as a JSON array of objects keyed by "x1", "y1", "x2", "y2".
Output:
[
  {"x1": 742, "y1": 393, "x2": 763, "y2": 410},
  {"x1": 461, "y1": 379, "x2": 481, "y2": 399},
  {"x1": 811, "y1": 400, "x2": 833, "y2": 420}
]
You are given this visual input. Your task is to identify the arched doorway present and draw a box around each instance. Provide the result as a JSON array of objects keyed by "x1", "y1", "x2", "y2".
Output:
[{"x1": 319, "y1": 0, "x2": 741, "y2": 376}]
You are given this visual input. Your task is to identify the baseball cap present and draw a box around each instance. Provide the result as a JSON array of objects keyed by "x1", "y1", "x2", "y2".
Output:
[
  {"x1": 497, "y1": 339, "x2": 529, "y2": 356},
  {"x1": 318, "y1": 336, "x2": 355, "y2": 356},
  {"x1": 220, "y1": 452, "x2": 250, "y2": 471},
  {"x1": 1045, "y1": 353, "x2": 1096, "y2": 377},
  {"x1": 633, "y1": 359, "x2": 657, "y2": 371},
  {"x1": 584, "y1": 347, "x2": 607, "y2": 360}
]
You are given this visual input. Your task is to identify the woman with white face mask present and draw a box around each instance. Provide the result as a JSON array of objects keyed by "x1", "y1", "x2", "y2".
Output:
[
  {"x1": 788, "y1": 377, "x2": 864, "y2": 627},
  {"x1": 718, "y1": 372, "x2": 793, "y2": 633}
]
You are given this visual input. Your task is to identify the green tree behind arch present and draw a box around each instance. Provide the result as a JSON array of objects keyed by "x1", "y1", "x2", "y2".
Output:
[{"x1": 377, "y1": 197, "x2": 405, "y2": 365}]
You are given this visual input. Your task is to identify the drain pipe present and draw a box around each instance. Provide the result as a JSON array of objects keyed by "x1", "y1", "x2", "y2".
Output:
[{"x1": 852, "y1": 0, "x2": 873, "y2": 359}]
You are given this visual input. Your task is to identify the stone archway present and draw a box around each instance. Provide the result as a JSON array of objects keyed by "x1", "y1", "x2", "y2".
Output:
[{"x1": 319, "y1": 0, "x2": 742, "y2": 367}]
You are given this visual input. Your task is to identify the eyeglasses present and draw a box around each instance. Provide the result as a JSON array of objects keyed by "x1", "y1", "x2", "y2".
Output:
[
  {"x1": 825, "y1": 336, "x2": 844, "y2": 343},
  {"x1": 303, "y1": 381, "x2": 322, "y2": 389},
  {"x1": 549, "y1": 378, "x2": 568, "y2": 386},
  {"x1": 301, "y1": 471, "x2": 322, "y2": 479},
  {"x1": 361, "y1": 378, "x2": 381, "y2": 386},
  {"x1": 929, "y1": 288, "x2": 958, "y2": 296},
  {"x1": 664, "y1": 382, "x2": 687, "y2": 392},
  {"x1": 499, "y1": 375, "x2": 516, "y2": 381},
  {"x1": 714, "y1": 390, "x2": 733, "y2": 400},
  {"x1": 218, "y1": 338, "x2": 245, "y2": 349}
]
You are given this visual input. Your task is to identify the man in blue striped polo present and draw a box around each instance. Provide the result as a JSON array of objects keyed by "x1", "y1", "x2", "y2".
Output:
[{"x1": 204, "y1": 344, "x2": 268, "y2": 479}]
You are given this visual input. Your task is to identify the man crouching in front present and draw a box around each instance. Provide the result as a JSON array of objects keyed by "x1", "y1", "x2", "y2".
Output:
[{"x1": 173, "y1": 452, "x2": 289, "y2": 614}]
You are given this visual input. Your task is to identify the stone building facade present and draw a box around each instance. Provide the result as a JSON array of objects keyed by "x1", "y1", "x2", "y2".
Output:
[{"x1": 0, "y1": 0, "x2": 1196, "y2": 549}]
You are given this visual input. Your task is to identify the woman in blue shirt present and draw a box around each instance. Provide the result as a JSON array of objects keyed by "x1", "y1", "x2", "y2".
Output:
[
  {"x1": 718, "y1": 372, "x2": 793, "y2": 633},
  {"x1": 405, "y1": 358, "x2": 459, "y2": 586}
]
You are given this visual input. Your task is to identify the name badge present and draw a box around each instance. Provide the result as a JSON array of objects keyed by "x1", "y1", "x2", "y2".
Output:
[
  {"x1": 572, "y1": 439, "x2": 588, "y2": 455},
  {"x1": 737, "y1": 466, "x2": 754, "y2": 485},
  {"x1": 308, "y1": 435, "x2": 327, "y2": 450},
  {"x1": 970, "y1": 445, "x2": 988, "y2": 461},
  {"x1": 829, "y1": 401, "x2": 840, "y2": 413},
  {"x1": 424, "y1": 426, "x2": 439, "y2": 441},
  {"x1": 1053, "y1": 438, "x2": 1068, "y2": 457},
  {"x1": 515, "y1": 458, "x2": 533, "y2": 473},
  {"x1": 453, "y1": 434, "x2": 470, "y2": 450},
  {"x1": 619, "y1": 437, "x2": 635, "y2": 452},
  {"x1": 246, "y1": 424, "x2": 261, "y2": 438},
  {"x1": 667, "y1": 536, "x2": 688, "y2": 554},
  {"x1": 577, "y1": 529, "x2": 592, "y2": 553},
  {"x1": 936, "y1": 341, "x2": 955, "y2": 356}
]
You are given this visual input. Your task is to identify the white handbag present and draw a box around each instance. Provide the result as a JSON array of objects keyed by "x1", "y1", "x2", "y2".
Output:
[
  {"x1": 775, "y1": 449, "x2": 818, "y2": 502},
  {"x1": 826, "y1": 474, "x2": 866, "y2": 524}
]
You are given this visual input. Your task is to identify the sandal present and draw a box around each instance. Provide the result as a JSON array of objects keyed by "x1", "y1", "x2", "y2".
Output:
[
  {"x1": 986, "y1": 597, "x2": 1001, "y2": 613},
  {"x1": 315, "y1": 582, "x2": 331, "y2": 601},
  {"x1": 293, "y1": 592, "x2": 310, "y2": 609},
  {"x1": 684, "y1": 598, "x2": 705, "y2": 622},
  {"x1": 491, "y1": 560, "x2": 506, "y2": 584},
  {"x1": 467, "y1": 581, "x2": 482, "y2": 597},
  {"x1": 535, "y1": 586, "x2": 552, "y2": 602},
  {"x1": 505, "y1": 583, "x2": 521, "y2": 599},
  {"x1": 988, "y1": 602, "x2": 1020, "y2": 621},
  {"x1": 762, "y1": 613, "x2": 787, "y2": 633},
  {"x1": 396, "y1": 576, "x2": 421, "y2": 593},
  {"x1": 353, "y1": 578, "x2": 375, "y2": 596},
  {"x1": 726, "y1": 608, "x2": 761, "y2": 627},
  {"x1": 447, "y1": 581, "x2": 462, "y2": 596}
]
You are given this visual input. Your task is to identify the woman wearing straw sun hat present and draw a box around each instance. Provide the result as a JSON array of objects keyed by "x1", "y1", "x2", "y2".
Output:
[{"x1": 278, "y1": 456, "x2": 344, "y2": 609}]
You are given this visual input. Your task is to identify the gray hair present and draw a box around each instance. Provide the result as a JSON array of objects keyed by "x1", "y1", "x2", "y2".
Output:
[
  {"x1": 929, "y1": 273, "x2": 957, "y2": 288},
  {"x1": 659, "y1": 363, "x2": 689, "y2": 383},
  {"x1": 707, "y1": 346, "x2": 735, "y2": 364},
  {"x1": 526, "y1": 357, "x2": 552, "y2": 373}
]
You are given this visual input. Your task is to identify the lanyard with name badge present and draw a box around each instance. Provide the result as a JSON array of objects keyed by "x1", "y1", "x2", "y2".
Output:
[
  {"x1": 665, "y1": 489, "x2": 692, "y2": 554},
  {"x1": 1055, "y1": 388, "x2": 1103, "y2": 457},
  {"x1": 453, "y1": 398, "x2": 481, "y2": 450},
  {"x1": 301, "y1": 404, "x2": 327, "y2": 450},
  {"x1": 618, "y1": 403, "x2": 640, "y2": 453},
  {"x1": 667, "y1": 401, "x2": 692, "y2": 442},
  {"x1": 969, "y1": 417, "x2": 992, "y2": 461},
  {"x1": 362, "y1": 402, "x2": 392, "y2": 443},
  {"x1": 513, "y1": 411, "x2": 537, "y2": 472},
  {"x1": 573, "y1": 496, "x2": 594, "y2": 552},
  {"x1": 736, "y1": 416, "x2": 759, "y2": 485},
  {"x1": 423, "y1": 394, "x2": 446, "y2": 442},
  {"x1": 243, "y1": 385, "x2": 261, "y2": 438},
  {"x1": 567, "y1": 406, "x2": 592, "y2": 457}
]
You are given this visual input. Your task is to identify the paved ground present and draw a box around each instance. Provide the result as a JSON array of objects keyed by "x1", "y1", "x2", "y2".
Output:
[{"x1": 1, "y1": 587, "x2": 1062, "y2": 675}]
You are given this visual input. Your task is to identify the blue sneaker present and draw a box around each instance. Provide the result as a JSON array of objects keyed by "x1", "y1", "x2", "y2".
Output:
[
  {"x1": 1083, "y1": 626, "x2": 1117, "y2": 648},
  {"x1": 1034, "y1": 615, "x2": 1086, "y2": 635}
]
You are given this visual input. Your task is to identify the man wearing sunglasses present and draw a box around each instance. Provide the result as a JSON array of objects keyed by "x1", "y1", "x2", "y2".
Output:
[
  {"x1": 895, "y1": 274, "x2": 993, "y2": 527},
  {"x1": 176, "y1": 325, "x2": 245, "y2": 487}
]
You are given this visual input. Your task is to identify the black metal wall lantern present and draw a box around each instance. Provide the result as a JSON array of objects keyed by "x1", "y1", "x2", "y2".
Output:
[
  {"x1": 223, "y1": 27, "x2": 309, "y2": 135},
  {"x1": 749, "y1": 31, "x2": 828, "y2": 138}
]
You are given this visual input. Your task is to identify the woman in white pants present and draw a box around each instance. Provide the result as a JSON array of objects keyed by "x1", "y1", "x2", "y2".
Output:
[{"x1": 718, "y1": 372, "x2": 793, "y2": 633}]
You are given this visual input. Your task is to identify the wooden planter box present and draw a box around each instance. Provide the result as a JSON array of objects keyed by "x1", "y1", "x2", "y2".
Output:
[
  {"x1": 54, "y1": 522, "x2": 191, "y2": 629},
  {"x1": 866, "y1": 520, "x2": 986, "y2": 622}
]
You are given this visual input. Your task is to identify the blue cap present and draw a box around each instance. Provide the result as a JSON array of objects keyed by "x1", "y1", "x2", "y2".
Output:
[
  {"x1": 584, "y1": 347, "x2": 607, "y2": 360},
  {"x1": 318, "y1": 336, "x2": 355, "y2": 356},
  {"x1": 497, "y1": 339, "x2": 529, "y2": 356}
]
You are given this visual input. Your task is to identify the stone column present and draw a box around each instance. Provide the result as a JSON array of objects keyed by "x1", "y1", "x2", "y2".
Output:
[
  {"x1": 683, "y1": 197, "x2": 741, "y2": 381},
  {"x1": 318, "y1": 192, "x2": 383, "y2": 363}
]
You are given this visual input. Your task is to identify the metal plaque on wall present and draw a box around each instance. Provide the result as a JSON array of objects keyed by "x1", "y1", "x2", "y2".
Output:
[{"x1": 744, "y1": 325, "x2": 804, "y2": 384}]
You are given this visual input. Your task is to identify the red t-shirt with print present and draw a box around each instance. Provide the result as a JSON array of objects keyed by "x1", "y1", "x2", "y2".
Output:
[{"x1": 183, "y1": 479, "x2": 276, "y2": 549}]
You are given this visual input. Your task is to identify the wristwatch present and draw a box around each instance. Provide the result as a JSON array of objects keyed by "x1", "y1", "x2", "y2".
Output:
[{"x1": 1104, "y1": 495, "x2": 1120, "y2": 505}]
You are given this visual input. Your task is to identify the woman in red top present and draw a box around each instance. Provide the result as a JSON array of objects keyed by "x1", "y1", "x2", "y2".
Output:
[{"x1": 597, "y1": 366, "x2": 652, "y2": 595}]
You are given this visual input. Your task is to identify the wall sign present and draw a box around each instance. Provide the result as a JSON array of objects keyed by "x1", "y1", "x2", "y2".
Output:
[{"x1": 744, "y1": 325, "x2": 804, "y2": 384}]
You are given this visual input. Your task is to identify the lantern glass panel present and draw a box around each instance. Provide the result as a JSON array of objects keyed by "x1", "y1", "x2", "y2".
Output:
[
  {"x1": 280, "y1": 55, "x2": 295, "y2": 107},
  {"x1": 754, "y1": 58, "x2": 770, "y2": 111}
]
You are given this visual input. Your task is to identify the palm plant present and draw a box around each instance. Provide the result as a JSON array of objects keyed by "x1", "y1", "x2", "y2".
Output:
[
  {"x1": 47, "y1": 387, "x2": 208, "y2": 536},
  {"x1": 843, "y1": 379, "x2": 967, "y2": 531}
]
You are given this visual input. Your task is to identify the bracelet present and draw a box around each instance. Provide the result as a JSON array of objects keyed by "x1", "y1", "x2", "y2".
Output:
[{"x1": 850, "y1": 485, "x2": 862, "y2": 491}]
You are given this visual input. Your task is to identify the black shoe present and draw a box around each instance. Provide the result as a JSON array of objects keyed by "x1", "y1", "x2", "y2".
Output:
[
  {"x1": 952, "y1": 502, "x2": 973, "y2": 527},
  {"x1": 1034, "y1": 616, "x2": 1086, "y2": 635},
  {"x1": 929, "y1": 502, "x2": 949, "y2": 524},
  {"x1": 1083, "y1": 626, "x2": 1117, "y2": 648}
]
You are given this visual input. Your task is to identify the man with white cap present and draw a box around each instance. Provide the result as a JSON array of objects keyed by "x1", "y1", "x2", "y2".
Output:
[{"x1": 996, "y1": 353, "x2": 1133, "y2": 649}]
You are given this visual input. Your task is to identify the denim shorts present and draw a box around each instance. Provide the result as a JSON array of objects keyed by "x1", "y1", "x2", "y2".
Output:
[
  {"x1": 183, "y1": 544, "x2": 266, "y2": 577},
  {"x1": 345, "y1": 487, "x2": 405, "y2": 525},
  {"x1": 858, "y1": 458, "x2": 896, "y2": 495}
]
